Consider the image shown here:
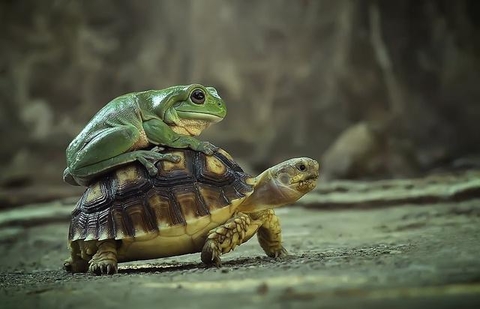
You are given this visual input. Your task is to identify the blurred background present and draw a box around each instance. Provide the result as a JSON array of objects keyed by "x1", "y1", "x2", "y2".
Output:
[{"x1": 1, "y1": 0, "x2": 479, "y2": 205}]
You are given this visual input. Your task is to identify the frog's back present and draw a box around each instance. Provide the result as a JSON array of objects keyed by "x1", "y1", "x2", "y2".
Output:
[{"x1": 66, "y1": 93, "x2": 145, "y2": 153}]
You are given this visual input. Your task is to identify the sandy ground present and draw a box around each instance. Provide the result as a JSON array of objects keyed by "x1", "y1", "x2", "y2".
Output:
[{"x1": 1, "y1": 200, "x2": 480, "y2": 309}]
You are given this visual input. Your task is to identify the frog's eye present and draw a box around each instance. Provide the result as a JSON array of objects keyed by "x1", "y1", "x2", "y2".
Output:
[{"x1": 191, "y1": 89, "x2": 205, "y2": 104}]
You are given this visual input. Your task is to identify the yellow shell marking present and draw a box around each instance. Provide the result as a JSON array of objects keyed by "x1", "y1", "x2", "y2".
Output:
[
  {"x1": 205, "y1": 156, "x2": 226, "y2": 175},
  {"x1": 115, "y1": 165, "x2": 142, "y2": 183},
  {"x1": 84, "y1": 182, "x2": 103, "y2": 204}
]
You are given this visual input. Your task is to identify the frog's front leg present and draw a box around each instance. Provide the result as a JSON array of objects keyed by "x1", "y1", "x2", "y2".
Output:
[
  {"x1": 64, "y1": 125, "x2": 178, "y2": 186},
  {"x1": 143, "y1": 119, "x2": 218, "y2": 155}
]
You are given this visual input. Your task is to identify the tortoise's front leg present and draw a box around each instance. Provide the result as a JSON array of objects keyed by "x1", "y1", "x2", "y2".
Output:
[
  {"x1": 201, "y1": 212, "x2": 251, "y2": 267},
  {"x1": 88, "y1": 239, "x2": 118, "y2": 275},
  {"x1": 251, "y1": 209, "x2": 288, "y2": 258}
]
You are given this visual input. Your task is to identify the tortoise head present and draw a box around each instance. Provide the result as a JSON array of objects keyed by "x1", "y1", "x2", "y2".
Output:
[{"x1": 239, "y1": 157, "x2": 319, "y2": 212}]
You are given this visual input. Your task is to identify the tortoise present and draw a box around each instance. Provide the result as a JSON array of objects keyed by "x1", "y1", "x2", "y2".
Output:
[{"x1": 64, "y1": 147, "x2": 319, "y2": 275}]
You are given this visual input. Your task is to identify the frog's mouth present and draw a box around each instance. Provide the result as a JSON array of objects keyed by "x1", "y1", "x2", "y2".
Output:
[{"x1": 176, "y1": 111, "x2": 224, "y2": 123}]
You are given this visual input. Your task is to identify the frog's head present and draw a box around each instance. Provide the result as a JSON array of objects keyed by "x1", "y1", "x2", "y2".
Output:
[{"x1": 162, "y1": 84, "x2": 227, "y2": 136}]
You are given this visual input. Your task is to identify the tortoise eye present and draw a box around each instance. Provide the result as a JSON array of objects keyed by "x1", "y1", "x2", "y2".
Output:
[
  {"x1": 191, "y1": 89, "x2": 205, "y2": 104},
  {"x1": 297, "y1": 163, "x2": 306, "y2": 171}
]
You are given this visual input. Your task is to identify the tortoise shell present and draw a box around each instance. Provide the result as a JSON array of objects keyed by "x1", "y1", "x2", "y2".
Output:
[{"x1": 68, "y1": 148, "x2": 254, "y2": 243}]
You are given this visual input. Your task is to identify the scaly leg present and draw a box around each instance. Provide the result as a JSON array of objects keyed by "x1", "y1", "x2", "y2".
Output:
[
  {"x1": 251, "y1": 209, "x2": 288, "y2": 258},
  {"x1": 64, "y1": 241, "x2": 89, "y2": 273},
  {"x1": 88, "y1": 240, "x2": 118, "y2": 275},
  {"x1": 201, "y1": 212, "x2": 251, "y2": 266}
]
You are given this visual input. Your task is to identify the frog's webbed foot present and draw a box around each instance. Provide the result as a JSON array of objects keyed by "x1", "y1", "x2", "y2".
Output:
[
  {"x1": 134, "y1": 150, "x2": 180, "y2": 176},
  {"x1": 197, "y1": 141, "x2": 219, "y2": 155}
]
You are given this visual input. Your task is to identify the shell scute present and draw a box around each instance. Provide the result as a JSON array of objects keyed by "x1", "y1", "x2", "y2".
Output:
[
  {"x1": 113, "y1": 165, "x2": 151, "y2": 199},
  {"x1": 172, "y1": 184, "x2": 209, "y2": 219},
  {"x1": 69, "y1": 148, "x2": 254, "y2": 242},
  {"x1": 119, "y1": 198, "x2": 158, "y2": 237},
  {"x1": 81, "y1": 180, "x2": 114, "y2": 214}
]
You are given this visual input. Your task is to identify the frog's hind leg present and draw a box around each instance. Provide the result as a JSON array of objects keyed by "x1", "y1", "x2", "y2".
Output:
[
  {"x1": 65, "y1": 125, "x2": 179, "y2": 186},
  {"x1": 66, "y1": 125, "x2": 141, "y2": 179}
]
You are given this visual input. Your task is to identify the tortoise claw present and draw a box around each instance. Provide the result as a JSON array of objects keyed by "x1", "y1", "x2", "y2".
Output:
[
  {"x1": 89, "y1": 260, "x2": 117, "y2": 275},
  {"x1": 212, "y1": 256, "x2": 222, "y2": 268},
  {"x1": 272, "y1": 246, "x2": 288, "y2": 258},
  {"x1": 201, "y1": 240, "x2": 222, "y2": 267}
]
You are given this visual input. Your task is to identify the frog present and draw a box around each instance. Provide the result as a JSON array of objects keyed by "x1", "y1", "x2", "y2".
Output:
[{"x1": 63, "y1": 84, "x2": 227, "y2": 186}]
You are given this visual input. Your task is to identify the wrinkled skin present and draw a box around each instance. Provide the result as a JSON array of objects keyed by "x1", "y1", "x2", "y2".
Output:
[{"x1": 63, "y1": 84, "x2": 227, "y2": 186}]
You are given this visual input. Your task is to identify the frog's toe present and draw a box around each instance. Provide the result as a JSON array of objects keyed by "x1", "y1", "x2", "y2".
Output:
[
  {"x1": 200, "y1": 142, "x2": 218, "y2": 155},
  {"x1": 165, "y1": 154, "x2": 181, "y2": 163},
  {"x1": 208, "y1": 148, "x2": 219, "y2": 155},
  {"x1": 147, "y1": 166, "x2": 158, "y2": 176},
  {"x1": 150, "y1": 146, "x2": 165, "y2": 153},
  {"x1": 143, "y1": 163, "x2": 158, "y2": 176}
]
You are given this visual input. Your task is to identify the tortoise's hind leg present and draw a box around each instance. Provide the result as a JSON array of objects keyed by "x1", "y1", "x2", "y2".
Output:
[
  {"x1": 88, "y1": 239, "x2": 118, "y2": 275},
  {"x1": 252, "y1": 209, "x2": 288, "y2": 258},
  {"x1": 64, "y1": 241, "x2": 89, "y2": 273}
]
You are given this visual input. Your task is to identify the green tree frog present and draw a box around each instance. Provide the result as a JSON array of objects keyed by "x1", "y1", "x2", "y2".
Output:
[{"x1": 63, "y1": 84, "x2": 227, "y2": 186}]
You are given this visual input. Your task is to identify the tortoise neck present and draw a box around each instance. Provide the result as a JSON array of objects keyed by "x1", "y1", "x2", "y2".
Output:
[{"x1": 238, "y1": 170, "x2": 300, "y2": 213}]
